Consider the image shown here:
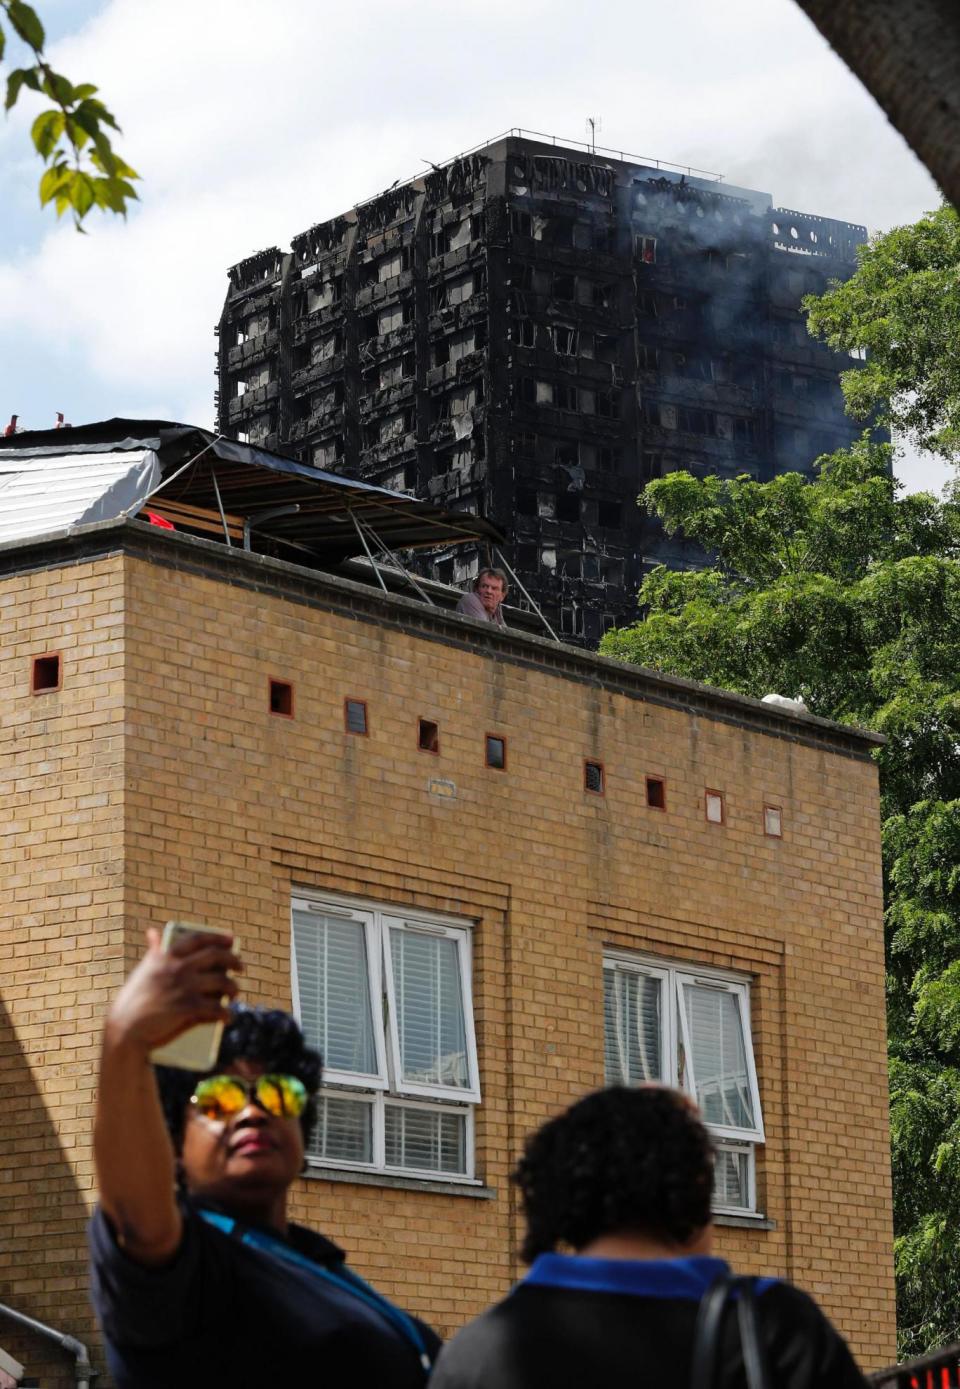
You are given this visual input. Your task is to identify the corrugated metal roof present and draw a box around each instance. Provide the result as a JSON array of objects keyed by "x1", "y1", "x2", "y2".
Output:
[
  {"x1": 0, "y1": 421, "x2": 504, "y2": 559},
  {"x1": 0, "y1": 449, "x2": 160, "y2": 543}
]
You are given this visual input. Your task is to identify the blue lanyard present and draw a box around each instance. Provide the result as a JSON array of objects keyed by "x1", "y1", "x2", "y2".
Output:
[{"x1": 198, "y1": 1208, "x2": 432, "y2": 1371}]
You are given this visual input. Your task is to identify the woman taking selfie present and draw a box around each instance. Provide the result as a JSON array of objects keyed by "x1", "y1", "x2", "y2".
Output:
[{"x1": 89, "y1": 927, "x2": 439, "y2": 1388}]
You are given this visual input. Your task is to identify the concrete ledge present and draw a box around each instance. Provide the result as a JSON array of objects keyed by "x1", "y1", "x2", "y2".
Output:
[
  {"x1": 714, "y1": 1212, "x2": 777, "y2": 1231},
  {"x1": 303, "y1": 1164, "x2": 497, "y2": 1199}
]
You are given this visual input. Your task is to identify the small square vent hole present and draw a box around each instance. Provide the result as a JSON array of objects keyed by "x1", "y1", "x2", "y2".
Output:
[{"x1": 32, "y1": 654, "x2": 61, "y2": 694}]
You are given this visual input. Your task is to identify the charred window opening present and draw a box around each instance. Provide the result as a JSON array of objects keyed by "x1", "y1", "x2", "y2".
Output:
[
  {"x1": 597, "y1": 500, "x2": 621, "y2": 528},
  {"x1": 516, "y1": 489, "x2": 537, "y2": 517},
  {"x1": 676, "y1": 407, "x2": 717, "y2": 437},
  {"x1": 551, "y1": 324, "x2": 578, "y2": 356},
  {"x1": 552, "y1": 274, "x2": 576, "y2": 303},
  {"x1": 561, "y1": 605, "x2": 585, "y2": 637},
  {"x1": 600, "y1": 556, "x2": 624, "y2": 586},
  {"x1": 556, "y1": 493, "x2": 580, "y2": 524},
  {"x1": 312, "y1": 438, "x2": 343, "y2": 468},
  {"x1": 512, "y1": 318, "x2": 536, "y2": 348},
  {"x1": 734, "y1": 417, "x2": 757, "y2": 445},
  {"x1": 635, "y1": 234, "x2": 657, "y2": 264}
]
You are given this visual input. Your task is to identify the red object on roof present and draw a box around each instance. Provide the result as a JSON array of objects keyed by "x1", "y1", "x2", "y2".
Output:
[{"x1": 144, "y1": 511, "x2": 175, "y2": 530}]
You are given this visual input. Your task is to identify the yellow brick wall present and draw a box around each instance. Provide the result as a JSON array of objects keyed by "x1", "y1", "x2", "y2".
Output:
[
  {"x1": 0, "y1": 557, "x2": 127, "y2": 1384},
  {"x1": 0, "y1": 543, "x2": 896, "y2": 1381}
]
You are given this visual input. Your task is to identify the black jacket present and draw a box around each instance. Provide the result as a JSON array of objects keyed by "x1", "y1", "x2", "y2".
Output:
[
  {"x1": 429, "y1": 1254, "x2": 869, "y2": 1389},
  {"x1": 89, "y1": 1202, "x2": 440, "y2": 1389}
]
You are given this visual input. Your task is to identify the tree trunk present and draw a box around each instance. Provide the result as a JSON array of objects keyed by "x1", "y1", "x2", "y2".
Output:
[{"x1": 793, "y1": 0, "x2": 960, "y2": 211}]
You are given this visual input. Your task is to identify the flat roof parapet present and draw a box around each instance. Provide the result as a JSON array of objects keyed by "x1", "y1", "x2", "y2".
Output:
[{"x1": 0, "y1": 519, "x2": 884, "y2": 762}]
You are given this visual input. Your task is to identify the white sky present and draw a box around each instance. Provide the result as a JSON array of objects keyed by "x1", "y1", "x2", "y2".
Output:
[{"x1": 0, "y1": 0, "x2": 948, "y2": 492}]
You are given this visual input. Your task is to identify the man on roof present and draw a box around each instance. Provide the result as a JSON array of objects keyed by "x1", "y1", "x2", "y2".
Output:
[{"x1": 456, "y1": 568, "x2": 508, "y2": 628}]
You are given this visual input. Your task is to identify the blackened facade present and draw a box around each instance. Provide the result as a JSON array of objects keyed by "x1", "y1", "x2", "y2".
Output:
[{"x1": 216, "y1": 133, "x2": 867, "y2": 645}]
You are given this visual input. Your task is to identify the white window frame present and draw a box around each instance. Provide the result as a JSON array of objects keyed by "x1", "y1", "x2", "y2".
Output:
[
  {"x1": 290, "y1": 900, "x2": 388, "y2": 1090},
  {"x1": 603, "y1": 950, "x2": 765, "y2": 1215},
  {"x1": 292, "y1": 891, "x2": 481, "y2": 1183},
  {"x1": 381, "y1": 915, "x2": 481, "y2": 1103}
]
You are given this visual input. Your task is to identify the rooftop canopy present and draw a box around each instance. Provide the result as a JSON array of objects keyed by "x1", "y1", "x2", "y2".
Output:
[{"x1": 0, "y1": 419, "x2": 503, "y2": 563}]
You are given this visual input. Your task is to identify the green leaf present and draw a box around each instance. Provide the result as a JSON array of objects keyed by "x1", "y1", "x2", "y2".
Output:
[
  {"x1": 71, "y1": 83, "x2": 99, "y2": 100},
  {"x1": 38, "y1": 161, "x2": 71, "y2": 207},
  {"x1": 7, "y1": 0, "x2": 45, "y2": 50},
  {"x1": 5, "y1": 65, "x2": 41, "y2": 111},
  {"x1": 63, "y1": 115, "x2": 91, "y2": 152},
  {"x1": 30, "y1": 108, "x2": 65, "y2": 160},
  {"x1": 0, "y1": 21, "x2": 5, "y2": 62},
  {"x1": 40, "y1": 68, "x2": 74, "y2": 106},
  {"x1": 69, "y1": 171, "x2": 95, "y2": 219}
]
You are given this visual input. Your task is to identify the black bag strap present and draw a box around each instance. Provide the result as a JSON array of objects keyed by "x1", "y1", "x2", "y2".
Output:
[{"x1": 690, "y1": 1271, "x2": 772, "y2": 1389}]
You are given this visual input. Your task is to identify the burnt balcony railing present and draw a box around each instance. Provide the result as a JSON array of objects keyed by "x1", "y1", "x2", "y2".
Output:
[{"x1": 870, "y1": 1343, "x2": 960, "y2": 1387}]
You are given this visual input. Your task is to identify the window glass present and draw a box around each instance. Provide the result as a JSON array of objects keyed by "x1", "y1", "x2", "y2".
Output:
[
  {"x1": 603, "y1": 952, "x2": 764, "y2": 1211},
  {"x1": 311, "y1": 1094, "x2": 374, "y2": 1164},
  {"x1": 680, "y1": 982, "x2": 757, "y2": 1132},
  {"x1": 604, "y1": 966, "x2": 663, "y2": 1085},
  {"x1": 714, "y1": 1143, "x2": 751, "y2": 1209},
  {"x1": 389, "y1": 928, "x2": 469, "y2": 1089},
  {"x1": 292, "y1": 910, "x2": 378, "y2": 1077},
  {"x1": 384, "y1": 1104, "x2": 467, "y2": 1175},
  {"x1": 293, "y1": 896, "x2": 479, "y2": 1181}
]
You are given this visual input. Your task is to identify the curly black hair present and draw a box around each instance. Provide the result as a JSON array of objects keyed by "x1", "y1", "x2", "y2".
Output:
[
  {"x1": 154, "y1": 1005, "x2": 322, "y2": 1152},
  {"x1": 513, "y1": 1086, "x2": 715, "y2": 1262}
]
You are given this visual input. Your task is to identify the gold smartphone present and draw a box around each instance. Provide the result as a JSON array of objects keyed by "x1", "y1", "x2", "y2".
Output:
[{"x1": 148, "y1": 921, "x2": 239, "y2": 1072}]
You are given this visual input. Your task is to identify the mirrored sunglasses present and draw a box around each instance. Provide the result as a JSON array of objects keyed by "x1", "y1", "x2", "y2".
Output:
[{"x1": 190, "y1": 1073, "x2": 308, "y2": 1122}]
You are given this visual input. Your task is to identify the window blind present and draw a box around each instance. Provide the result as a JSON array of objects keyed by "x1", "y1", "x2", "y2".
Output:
[
  {"x1": 680, "y1": 983, "x2": 756, "y2": 1131},
  {"x1": 604, "y1": 966, "x2": 663, "y2": 1085},
  {"x1": 384, "y1": 1103, "x2": 466, "y2": 1174},
  {"x1": 389, "y1": 927, "x2": 469, "y2": 1089},
  {"x1": 292, "y1": 910, "x2": 378, "y2": 1077}
]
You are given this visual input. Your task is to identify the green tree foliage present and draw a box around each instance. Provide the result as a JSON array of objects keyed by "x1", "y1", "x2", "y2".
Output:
[
  {"x1": 602, "y1": 439, "x2": 960, "y2": 1355},
  {"x1": 1, "y1": 0, "x2": 138, "y2": 229},
  {"x1": 805, "y1": 206, "x2": 960, "y2": 460}
]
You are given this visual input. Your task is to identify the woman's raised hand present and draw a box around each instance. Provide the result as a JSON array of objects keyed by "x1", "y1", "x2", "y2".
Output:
[{"x1": 105, "y1": 928, "x2": 243, "y2": 1053}]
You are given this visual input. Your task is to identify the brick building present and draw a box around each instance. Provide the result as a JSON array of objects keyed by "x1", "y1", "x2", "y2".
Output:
[
  {"x1": 0, "y1": 448, "x2": 895, "y2": 1380},
  {"x1": 216, "y1": 129, "x2": 868, "y2": 644}
]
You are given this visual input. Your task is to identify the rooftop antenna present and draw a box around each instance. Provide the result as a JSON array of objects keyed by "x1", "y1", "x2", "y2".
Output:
[{"x1": 586, "y1": 116, "x2": 602, "y2": 154}]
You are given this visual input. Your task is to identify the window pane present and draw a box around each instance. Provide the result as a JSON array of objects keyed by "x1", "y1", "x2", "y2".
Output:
[
  {"x1": 389, "y1": 928, "x2": 469, "y2": 1088},
  {"x1": 384, "y1": 1104, "x2": 467, "y2": 1174},
  {"x1": 604, "y1": 967, "x2": 663, "y2": 1085},
  {"x1": 682, "y1": 984, "x2": 756, "y2": 1130},
  {"x1": 310, "y1": 1094, "x2": 373, "y2": 1164},
  {"x1": 714, "y1": 1143, "x2": 751, "y2": 1210},
  {"x1": 292, "y1": 910, "x2": 378, "y2": 1076}
]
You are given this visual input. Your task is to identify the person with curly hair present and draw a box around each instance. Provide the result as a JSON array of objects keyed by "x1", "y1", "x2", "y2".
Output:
[
  {"x1": 89, "y1": 929, "x2": 440, "y2": 1388},
  {"x1": 430, "y1": 1086, "x2": 869, "y2": 1389}
]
